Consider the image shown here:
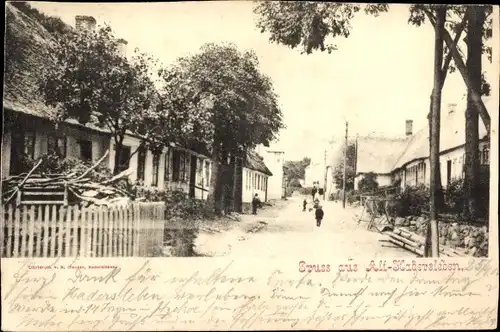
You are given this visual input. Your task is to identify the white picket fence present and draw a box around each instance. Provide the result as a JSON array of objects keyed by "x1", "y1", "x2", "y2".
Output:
[{"x1": 1, "y1": 202, "x2": 167, "y2": 258}]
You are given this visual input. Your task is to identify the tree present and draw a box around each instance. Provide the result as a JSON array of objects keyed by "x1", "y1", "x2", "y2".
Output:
[
  {"x1": 158, "y1": 43, "x2": 284, "y2": 214},
  {"x1": 332, "y1": 143, "x2": 356, "y2": 190},
  {"x1": 411, "y1": 5, "x2": 493, "y2": 219},
  {"x1": 427, "y1": 5, "x2": 447, "y2": 258},
  {"x1": 254, "y1": 2, "x2": 389, "y2": 55},
  {"x1": 463, "y1": 6, "x2": 486, "y2": 220},
  {"x1": 284, "y1": 157, "x2": 311, "y2": 181},
  {"x1": 358, "y1": 172, "x2": 379, "y2": 193},
  {"x1": 40, "y1": 25, "x2": 162, "y2": 174}
]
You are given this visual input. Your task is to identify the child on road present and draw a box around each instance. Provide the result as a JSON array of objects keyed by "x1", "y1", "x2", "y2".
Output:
[
  {"x1": 315, "y1": 205, "x2": 324, "y2": 227},
  {"x1": 302, "y1": 198, "x2": 307, "y2": 212}
]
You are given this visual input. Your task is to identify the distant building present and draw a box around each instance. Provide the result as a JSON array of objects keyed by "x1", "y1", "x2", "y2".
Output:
[
  {"x1": 241, "y1": 150, "x2": 272, "y2": 203},
  {"x1": 304, "y1": 161, "x2": 324, "y2": 188},
  {"x1": 256, "y1": 145, "x2": 284, "y2": 199}
]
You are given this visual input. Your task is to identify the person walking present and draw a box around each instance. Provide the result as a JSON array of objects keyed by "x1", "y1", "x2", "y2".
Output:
[
  {"x1": 252, "y1": 193, "x2": 261, "y2": 215},
  {"x1": 318, "y1": 186, "x2": 324, "y2": 201},
  {"x1": 311, "y1": 184, "x2": 318, "y2": 201},
  {"x1": 302, "y1": 198, "x2": 307, "y2": 212},
  {"x1": 315, "y1": 204, "x2": 324, "y2": 227}
]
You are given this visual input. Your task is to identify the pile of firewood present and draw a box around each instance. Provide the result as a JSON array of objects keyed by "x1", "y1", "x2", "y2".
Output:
[
  {"x1": 2, "y1": 150, "x2": 135, "y2": 207},
  {"x1": 385, "y1": 227, "x2": 467, "y2": 257}
]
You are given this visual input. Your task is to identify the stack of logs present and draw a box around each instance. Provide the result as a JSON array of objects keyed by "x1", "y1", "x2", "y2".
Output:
[
  {"x1": 385, "y1": 227, "x2": 467, "y2": 257},
  {"x1": 2, "y1": 150, "x2": 134, "y2": 207}
]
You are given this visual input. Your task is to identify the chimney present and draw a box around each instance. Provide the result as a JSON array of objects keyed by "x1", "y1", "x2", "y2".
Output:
[
  {"x1": 447, "y1": 103, "x2": 457, "y2": 114},
  {"x1": 116, "y1": 38, "x2": 128, "y2": 58},
  {"x1": 75, "y1": 15, "x2": 96, "y2": 32},
  {"x1": 405, "y1": 120, "x2": 413, "y2": 136}
]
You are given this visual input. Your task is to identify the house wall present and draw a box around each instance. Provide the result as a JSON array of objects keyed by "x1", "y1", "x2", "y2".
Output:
[
  {"x1": 1, "y1": 129, "x2": 12, "y2": 177},
  {"x1": 109, "y1": 137, "x2": 213, "y2": 199},
  {"x1": 354, "y1": 173, "x2": 391, "y2": 191},
  {"x1": 242, "y1": 167, "x2": 268, "y2": 203},
  {"x1": 304, "y1": 163, "x2": 322, "y2": 187},
  {"x1": 262, "y1": 151, "x2": 284, "y2": 200},
  {"x1": 2, "y1": 117, "x2": 110, "y2": 177},
  {"x1": 325, "y1": 166, "x2": 334, "y2": 197},
  {"x1": 397, "y1": 141, "x2": 489, "y2": 190}
]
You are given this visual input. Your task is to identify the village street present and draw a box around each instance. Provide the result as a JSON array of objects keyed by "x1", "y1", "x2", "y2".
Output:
[{"x1": 195, "y1": 195, "x2": 415, "y2": 258}]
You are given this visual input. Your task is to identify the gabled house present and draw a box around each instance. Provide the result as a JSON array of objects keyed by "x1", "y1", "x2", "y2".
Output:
[
  {"x1": 354, "y1": 135, "x2": 409, "y2": 190},
  {"x1": 353, "y1": 101, "x2": 491, "y2": 191},
  {"x1": 242, "y1": 150, "x2": 273, "y2": 203}
]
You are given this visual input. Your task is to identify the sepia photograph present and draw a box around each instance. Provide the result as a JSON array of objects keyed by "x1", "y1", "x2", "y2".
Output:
[{"x1": 1, "y1": 1, "x2": 498, "y2": 331}]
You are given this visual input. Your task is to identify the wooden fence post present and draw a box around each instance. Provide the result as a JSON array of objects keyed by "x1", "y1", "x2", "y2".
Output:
[{"x1": 43, "y1": 205, "x2": 50, "y2": 258}]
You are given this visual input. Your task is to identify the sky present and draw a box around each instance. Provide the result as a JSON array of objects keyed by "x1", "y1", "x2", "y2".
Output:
[{"x1": 29, "y1": 1, "x2": 496, "y2": 162}]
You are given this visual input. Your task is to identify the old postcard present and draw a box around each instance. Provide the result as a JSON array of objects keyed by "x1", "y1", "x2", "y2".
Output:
[{"x1": 1, "y1": 1, "x2": 499, "y2": 331}]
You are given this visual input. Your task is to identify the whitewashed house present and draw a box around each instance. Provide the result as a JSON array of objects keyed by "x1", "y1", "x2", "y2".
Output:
[
  {"x1": 256, "y1": 146, "x2": 284, "y2": 200},
  {"x1": 241, "y1": 150, "x2": 272, "y2": 203},
  {"x1": 353, "y1": 101, "x2": 492, "y2": 191},
  {"x1": 3, "y1": 7, "x2": 277, "y2": 207},
  {"x1": 2, "y1": 7, "x2": 214, "y2": 200}
]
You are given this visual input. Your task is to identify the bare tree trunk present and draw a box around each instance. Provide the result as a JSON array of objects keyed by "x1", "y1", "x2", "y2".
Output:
[
  {"x1": 112, "y1": 136, "x2": 125, "y2": 175},
  {"x1": 463, "y1": 6, "x2": 484, "y2": 220},
  {"x1": 427, "y1": 5, "x2": 446, "y2": 257},
  {"x1": 207, "y1": 143, "x2": 224, "y2": 215}
]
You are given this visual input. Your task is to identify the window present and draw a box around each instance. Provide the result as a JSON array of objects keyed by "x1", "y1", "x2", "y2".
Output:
[
  {"x1": 482, "y1": 146, "x2": 489, "y2": 165},
  {"x1": 10, "y1": 129, "x2": 36, "y2": 174},
  {"x1": 197, "y1": 158, "x2": 204, "y2": 186},
  {"x1": 181, "y1": 153, "x2": 188, "y2": 183},
  {"x1": 116, "y1": 145, "x2": 131, "y2": 172},
  {"x1": 78, "y1": 140, "x2": 92, "y2": 161},
  {"x1": 24, "y1": 131, "x2": 35, "y2": 159},
  {"x1": 47, "y1": 134, "x2": 66, "y2": 158},
  {"x1": 164, "y1": 149, "x2": 171, "y2": 183},
  {"x1": 205, "y1": 160, "x2": 210, "y2": 186},
  {"x1": 137, "y1": 147, "x2": 146, "y2": 181},
  {"x1": 152, "y1": 153, "x2": 160, "y2": 187}
]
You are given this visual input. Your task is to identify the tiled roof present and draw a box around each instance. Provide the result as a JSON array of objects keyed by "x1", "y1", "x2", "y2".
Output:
[{"x1": 244, "y1": 150, "x2": 273, "y2": 176}]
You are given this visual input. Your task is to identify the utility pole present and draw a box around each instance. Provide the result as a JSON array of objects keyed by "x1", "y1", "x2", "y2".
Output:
[
  {"x1": 323, "y1": 149, "x2": 327, "y2": 200},
  {"x1": 354, "y1": 133, "x2": 358, "y2": 177},
  {"x1": 343, "y1": 121, "x2": 348, "y2": 209}
]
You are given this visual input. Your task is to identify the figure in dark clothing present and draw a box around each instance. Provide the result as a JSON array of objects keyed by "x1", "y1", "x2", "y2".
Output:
[
  {"x1": 311, "y1": 185, "x2": 318, "y2": 201},
  {"x1": 252, "y1": 194, "x2": 261, "y2": 215},
  {"x1": 315, "y1": 205, "x2": 324, "y2": 227},
  {"x1": 318, "y1": 187, "x2": 324, "y2": 199},
  {"x1": 302, "y1": 199, "x2": 307, "y2": 212}
]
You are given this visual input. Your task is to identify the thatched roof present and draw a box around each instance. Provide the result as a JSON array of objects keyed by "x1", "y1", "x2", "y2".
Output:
[
  {"x1": 393, "y1": 99, "x2": 491, "y2": 170},
  {"x1": 355, "y1": 136, "x2": 409, "y2": 175},
  {"x1": 244, "y1": 150, "x2": 273, "y2": 176},
  {"x1": 4, "y1": 3, "x2": 60, "y2": 120},
  {"x1": 4, "y1": 3, "x2": 109, "y2": 133}
]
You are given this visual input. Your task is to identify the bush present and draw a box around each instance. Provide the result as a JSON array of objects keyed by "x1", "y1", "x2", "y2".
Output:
[
  {"x1": 299, "y1": 186, "x2": 312, "y2": 195},
  {"x1": 346, "y1": 190, "x2": 360, "y2": 205},
  {"x1": 396, "y1": 185, "x2": 430, "y2": 217},
  {"x1": 444, "y1": 178, "x2": 465, "y2": 214},
  {"x1": 164, "y1": 189, "x2": 214, "y2": 221},
  {"x1": 134, "y1": 184, "x2": 170, "y2": 202},
  {"x1": 358, "y1": 172, "x2": 379, "y2": 193}
]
